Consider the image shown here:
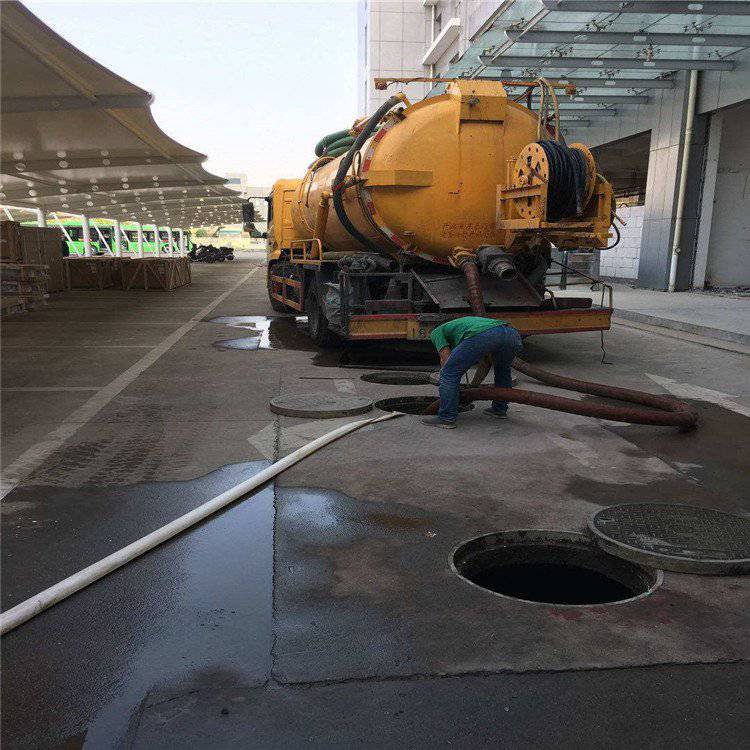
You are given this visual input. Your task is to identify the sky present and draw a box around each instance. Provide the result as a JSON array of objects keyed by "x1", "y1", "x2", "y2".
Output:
[{"x1": 25, "y1": 0, "x2": 360, "y2": 186}]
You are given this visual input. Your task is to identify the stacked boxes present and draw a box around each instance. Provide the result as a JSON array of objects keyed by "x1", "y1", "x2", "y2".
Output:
[
  {"x1": 0, "y1": 221, "x2": 64, "y2": 316},
  {"x1": 1, "y1": 263, "x2": 49, "y2": 316}
]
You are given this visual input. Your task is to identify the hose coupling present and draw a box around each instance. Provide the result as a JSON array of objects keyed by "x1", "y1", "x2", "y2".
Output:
[{"x1": 477, "y1": 245, "x2": 518, "y2": 281}]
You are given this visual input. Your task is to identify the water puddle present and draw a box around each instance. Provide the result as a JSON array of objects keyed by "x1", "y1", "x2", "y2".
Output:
[
  {"x1": 208, "y1": 315, "x2": 316, "y2": 352},
  {"x1": 1, "y1": 462, "x2": 274, "y2": 750},
  {"x1": 207, "y1": 313, "x2": 439, "y2": 370}
]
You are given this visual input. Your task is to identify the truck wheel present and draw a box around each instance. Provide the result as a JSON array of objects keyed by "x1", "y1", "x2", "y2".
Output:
[
  {"x1": 305, "y1": 284, "x2": 340, "y2": 347},
  {"x1": 267, "y1": 263, "x2": 289, "y2": 313}
]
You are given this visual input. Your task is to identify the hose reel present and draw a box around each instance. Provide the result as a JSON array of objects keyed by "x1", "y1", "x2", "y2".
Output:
[{"x1": 509, "y1": 141, "x2": 597, "y2": 223}]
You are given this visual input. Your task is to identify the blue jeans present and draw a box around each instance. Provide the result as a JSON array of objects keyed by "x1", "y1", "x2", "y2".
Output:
[{"x1": 438, "y1": 325, "x2": 523, "y2": 423}]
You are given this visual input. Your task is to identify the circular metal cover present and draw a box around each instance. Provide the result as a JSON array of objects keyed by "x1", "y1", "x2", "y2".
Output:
[
  {"x1": 589, "y1": 504, "x2": 750, "y2": 575},
  {"x1": 269, "y1": 393, "x2": 373, "y2": 419}
]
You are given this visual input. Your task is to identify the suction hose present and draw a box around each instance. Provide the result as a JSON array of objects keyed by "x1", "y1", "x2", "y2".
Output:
[
  {"x1": 331, "y1": 95, "x2": 403, "y2": 254},
  {"x1": 424, "y1": 262, "x2": 698, "y2": 431}
]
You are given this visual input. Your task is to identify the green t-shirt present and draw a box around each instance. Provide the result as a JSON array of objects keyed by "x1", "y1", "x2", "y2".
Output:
[{"x1": 430, "y1": 316, "x2": 506, "y2": 351}]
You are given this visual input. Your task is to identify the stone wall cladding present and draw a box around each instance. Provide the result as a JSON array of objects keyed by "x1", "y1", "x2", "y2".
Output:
[{"x1": 599, "y1": 204, "x2": 644, "y2": 280}]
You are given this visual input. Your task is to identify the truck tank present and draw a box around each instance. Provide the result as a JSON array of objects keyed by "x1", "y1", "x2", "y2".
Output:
[
  {"x1": 267, "y1": 79, "x2": 616, "y2": 345},
  {"x1": 288, "y1": 79, "x2": 613, "y2": 265}
]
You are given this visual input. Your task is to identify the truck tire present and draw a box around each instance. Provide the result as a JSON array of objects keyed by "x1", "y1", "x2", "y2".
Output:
[
  {"x1": 267, "y1": 263, "x2": 290, "y2": 313},
  {"x1": 305, "y1": 284, "x2": 340, "y2": 347}
]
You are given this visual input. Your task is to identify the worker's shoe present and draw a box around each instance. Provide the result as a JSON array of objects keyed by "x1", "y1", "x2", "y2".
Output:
[
  {"x1": 484, "y1": 408, "x2": 508, "y2": 419},
  {"x1": 421, "y1": 416, "x2": 456, "y2": 429}
]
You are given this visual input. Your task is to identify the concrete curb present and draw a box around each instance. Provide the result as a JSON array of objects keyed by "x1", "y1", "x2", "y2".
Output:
[{"x1": 613, "y1": 308, "x2": 750, "y2": 347}]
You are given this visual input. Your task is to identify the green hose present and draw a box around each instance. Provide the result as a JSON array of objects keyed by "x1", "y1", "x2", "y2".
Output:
[
  {"x1": 314, "y1": 129, "x2": 351, "y2": 157},
  {"x1": 325, "y1": 136, "x2": 355, "y2": 154},
  {"x1": 324, "y1": 145, "x2": 351, "y2": 158}
]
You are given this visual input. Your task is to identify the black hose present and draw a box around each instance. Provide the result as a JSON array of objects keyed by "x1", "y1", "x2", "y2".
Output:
[
  {"x1": 332, "y1": 96, "x2": 402, "y2": 253},
  {"x1": 606, "y1": 221, "x2": 621, "y2": 250},
  {"x1": 537, "y1": 140, "x2": 589, "y2": 222}
]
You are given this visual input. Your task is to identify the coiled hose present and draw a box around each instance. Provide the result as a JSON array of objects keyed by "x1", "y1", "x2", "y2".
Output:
[{"x1": 538, "y1": 140, "x2": 590, "y2": 221}]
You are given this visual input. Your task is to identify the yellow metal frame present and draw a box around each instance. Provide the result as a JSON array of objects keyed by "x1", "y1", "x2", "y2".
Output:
[
  {"x1": 347, "y1": 308, "x2": 612, "y2": 341},
  {"x1": 289, "y1": 238, "x2": 323, "y2": 264},
  {"x1": 269, "y1": 273, "x2": 304, "y2": 312}
]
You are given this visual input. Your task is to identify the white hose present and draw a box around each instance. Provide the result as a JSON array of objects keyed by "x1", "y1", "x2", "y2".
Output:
[{"x1": 0, "y1": 411, "x2": 401, "y2": 636}]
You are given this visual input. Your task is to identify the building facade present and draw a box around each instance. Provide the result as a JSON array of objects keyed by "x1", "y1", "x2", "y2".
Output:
[{"x1": 357, "y1": 1, "x2": 750, "y2": 292}]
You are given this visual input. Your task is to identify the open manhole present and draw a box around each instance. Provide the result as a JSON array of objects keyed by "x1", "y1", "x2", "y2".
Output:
[
  {"x1": 451, "y1": 530, "x2": 661, "y2": 606},
  {"x1": 374, "y1": 396, "x2": 473, "y2": 415},
  {"x1": 361, "y1": 371, "x2": 432, "y2": 385}
]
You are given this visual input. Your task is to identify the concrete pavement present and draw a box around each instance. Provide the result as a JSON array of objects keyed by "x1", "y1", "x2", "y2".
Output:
[{"x1": 1, "y1": 253, "x2": 749, "y2": 748}]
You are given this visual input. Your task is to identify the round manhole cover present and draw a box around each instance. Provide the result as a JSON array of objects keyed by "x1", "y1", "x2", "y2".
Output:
[
  {"x1": 269, "y1": 393, "x2": 373, "y2": 419},
  {"x1": 589, "y1": 504, "x2": 750, "y2": 575}
]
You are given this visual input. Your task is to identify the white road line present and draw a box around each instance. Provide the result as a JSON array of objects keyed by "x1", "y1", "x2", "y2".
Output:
[
  {"x1": 0, "y1": 267, "x2": 259, "y2": 499},
  {"x1": 1, "y1": 387, "x2": 101, "y2": 392},
  {"x1": 2, "y1": 345, "x2": 154, "y2": 349},
  {"x1": 646, "y1": 373, "x2": 750, "y2": 418}
]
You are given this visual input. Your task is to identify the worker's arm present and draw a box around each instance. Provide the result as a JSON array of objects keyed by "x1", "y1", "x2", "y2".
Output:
[
  {"x1": 438, "y1": 346, "x2": 451, "y2": 366},
  {"x1": 430, "y1": 323, "x2": 451, "y2": 353}
]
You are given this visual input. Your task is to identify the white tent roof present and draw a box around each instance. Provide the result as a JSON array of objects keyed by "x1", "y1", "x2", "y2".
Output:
[{"x1": 0, "y1": 1, "x2": 244, "y2": 227}]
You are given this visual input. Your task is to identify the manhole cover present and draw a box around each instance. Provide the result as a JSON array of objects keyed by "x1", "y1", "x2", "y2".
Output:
[
  {"x1": 374, "y1": 396, "x2": 473, "y2": 415},
  {"x1": 361, "y1": 371, "x2": 431, "y2": 385},
  {"x1": 451, "y1": 530, "x2": 661, "y2": 606},
  {"x1": 269, "y1": 393, "x2": 373, "y2": 419},
  {"x1": 589, "y1": 504, "x2": 750, "y2": 575}
]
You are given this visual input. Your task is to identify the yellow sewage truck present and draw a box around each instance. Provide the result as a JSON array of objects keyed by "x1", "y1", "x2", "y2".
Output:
[{"x1": 266, "y1": 79, "x2": 616, "y2": 346}]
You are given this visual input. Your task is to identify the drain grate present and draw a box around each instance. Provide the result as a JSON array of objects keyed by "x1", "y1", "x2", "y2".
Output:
[
  {"x1": 361, "y1": 372, "x2": 432, "y2": 386},
  {"x1": 452, "y1": 530, "x2": 661, "y2": 606},
  {"x1": 374, "y1": 396, "x2": 473, "y2": 415},
  {"x1": 589, "y1": 504, "x2": 750, "y2": 575}
]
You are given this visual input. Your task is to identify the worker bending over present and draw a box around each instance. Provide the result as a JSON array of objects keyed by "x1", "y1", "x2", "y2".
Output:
[{"x1": 423, "y1": 316, "x2": 522, "y2": 429}]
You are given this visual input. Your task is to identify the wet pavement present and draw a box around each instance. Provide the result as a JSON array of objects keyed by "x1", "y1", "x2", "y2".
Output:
[
  {"x1": 2, "y1": 253, "x2": 749, "y2": 748},
  {"x1": 2, "y1": 463, "x2": 273, "y2": 749}
]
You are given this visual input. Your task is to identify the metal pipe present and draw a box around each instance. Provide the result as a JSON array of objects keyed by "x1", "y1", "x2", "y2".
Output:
[
  {"x1": 81, "y1": 214, "x2": 92, "y2": 257},
  {"x1": 136, "y1": 222, "x2": 144, "y2": 257},
  {"x1": 92, "y1": 224, "x2": 111, "y2": 254},
  {"x1": 152, "y1": 225, "x2": 160, "y2": 255},
  {"x1": 669, "y1": 69, "x2": 699, "y2": 292},
  {"x1": 51, "y1": 212, "x2": 75, "y2": 246},
  {"x1": 36, "y1": 208, "x2": 47, "y2": 227},
  {"x1": 430, "y1": 3, "x2": 435, "y2": 79},
  {"x1": 113, "y1": 219, "x2": 122, "y2": 257}
]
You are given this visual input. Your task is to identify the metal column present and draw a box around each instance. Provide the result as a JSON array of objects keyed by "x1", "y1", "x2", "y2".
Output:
[
  {"x1": 178, "y1": 228, "x2": 185, "y2": 255},
  {"x1": 166, "y1": 227, "x2": 175, "y2": 256},
  {"x1": 113, "y1": 219, "x2": 122, "y2": 257},
  {"x1": 136, "y1": 222, "x2": 144, "y2": 257},
  {"x1": 81, "y1": 214, "x2": 92, "y2": 257},
  {"x1": 36, "y1": 208, "x2": 47, "y2": 227}
]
